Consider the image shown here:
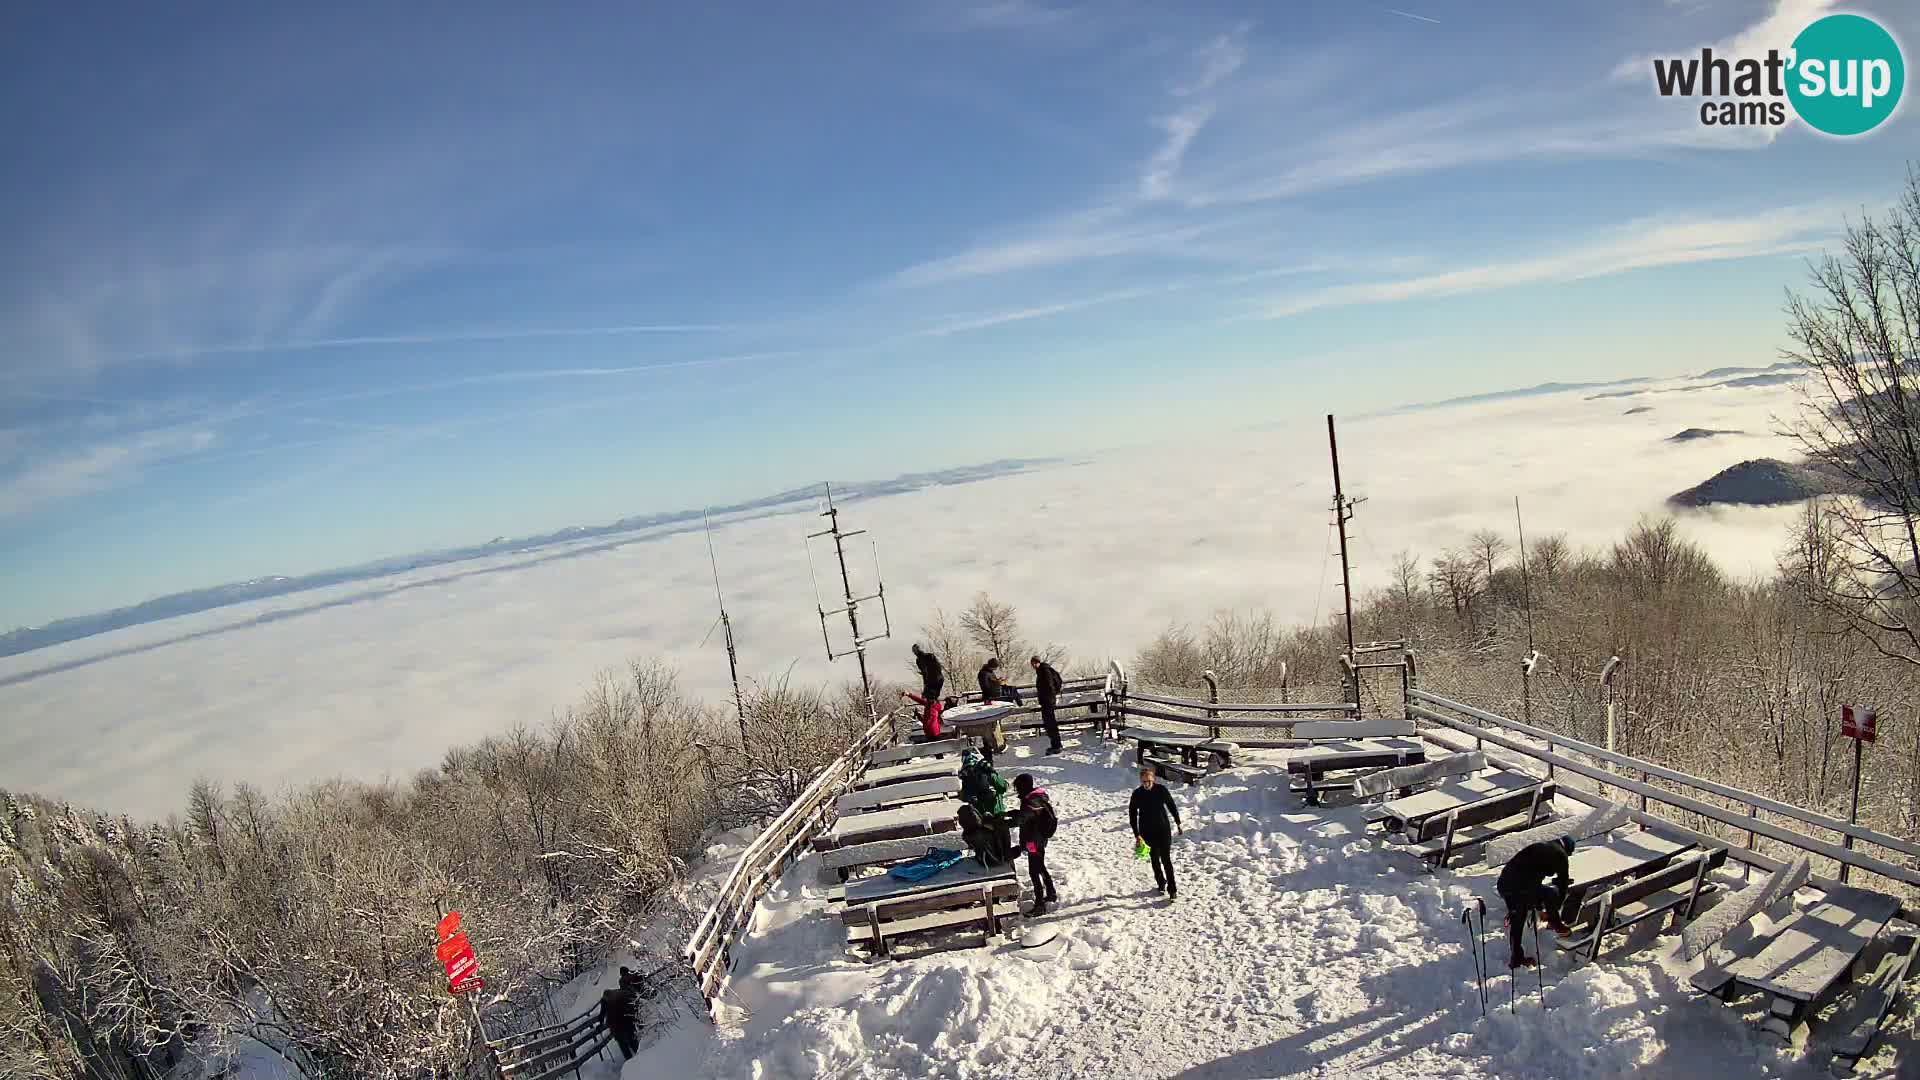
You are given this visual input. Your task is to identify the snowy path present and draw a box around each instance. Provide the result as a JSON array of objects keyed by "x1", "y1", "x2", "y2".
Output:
[{"x1": 625, "y1": 737, "x2": 1916, "y2": 1079}]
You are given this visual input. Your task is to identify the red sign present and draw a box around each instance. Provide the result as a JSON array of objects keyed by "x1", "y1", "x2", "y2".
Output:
[
  {"x1": 1842, "y1": 704, "x2": 1878, "y2": 742},
  {"x1": 434, "y1": 913, "x2": 483, "y2": 994}
]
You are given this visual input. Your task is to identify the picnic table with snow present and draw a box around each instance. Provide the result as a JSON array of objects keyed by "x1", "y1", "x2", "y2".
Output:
[
  {"x1": 1286, "y1": 738, "x2": 1425, "y2": 803},
  {"x1": 868, "y1": 739, "x2": 969, "y2": 767},
  {"x1": 1693, "y1": 885, "x2": 1902, "y2": 1041},
  {"x1": 1368, "y1": 768, "x2": 1536, "y2": 834},
  {"x1": 943, "y1": 703, "x2": 1012, "y2": 731},
  {"x1": 853, "y1": 757, "x2": 962, "y2": 790},
  {"x1": 813, "y1": 799, "x2": 960, "y2": 851},
  {"x1": 834, "y1": 856, "x2": 1023, "y2": 958},
  {"x1": 1558, "y1": 828, "x2": 1697, "y2": 925}
]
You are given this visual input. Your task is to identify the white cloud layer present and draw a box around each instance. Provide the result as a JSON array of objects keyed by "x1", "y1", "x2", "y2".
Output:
[{"x1": 0, "y1": 374, "x2": 1816, "y2": 818}]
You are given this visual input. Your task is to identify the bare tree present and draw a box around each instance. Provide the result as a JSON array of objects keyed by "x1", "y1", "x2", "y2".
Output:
[
  {"x1": 1468, "y1": 529, "x2": 1509, "y2": 589},
  {"x1": 1784, "y1": 163, "x2": 1920, "y2": 671},
  {"x1": 1531, "y1": 533, "x2": 1570, "y2": 585},
  {"x1": 958, "y1": 593, "x2": 1022, "y2": 662}
]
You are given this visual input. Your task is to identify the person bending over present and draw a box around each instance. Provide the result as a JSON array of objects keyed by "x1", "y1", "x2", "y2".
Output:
[{"x1": 1496, "y1": 836, "x2": 1575, "y2": 969}]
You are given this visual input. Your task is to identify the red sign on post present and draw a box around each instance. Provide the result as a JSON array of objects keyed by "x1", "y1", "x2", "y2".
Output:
[
  {"x1": 1842, "y1": 705, "x2": 1878, "y2": 742},
  {"x1": 434, "y1": 913, "x2": 484, "y2": 995}
]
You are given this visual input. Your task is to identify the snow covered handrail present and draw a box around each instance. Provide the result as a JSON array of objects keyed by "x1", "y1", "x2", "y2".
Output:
[
  {"x1": 682, "y1": 707, "x2": 897, "y2": 1016},
  {"x1": 1409, "y1": 692, "x2": 1920, "y2": 896},
  {"x1": 1123, "y1": 692, "x2": 1357, "y2": 714},
  {"x1": 1409, "y1": 690, "x2": 1920, "y2": 864}
]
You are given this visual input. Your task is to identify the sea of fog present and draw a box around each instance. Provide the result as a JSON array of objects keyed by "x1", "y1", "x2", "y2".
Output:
[{"x1": 0, "y1": 374, "x2": 1814, "y2": 818}]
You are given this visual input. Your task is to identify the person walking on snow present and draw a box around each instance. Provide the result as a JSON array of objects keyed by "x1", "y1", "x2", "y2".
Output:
[
  {"x1": 1002, "y1": 773, "x2": 1058, "y2": 915},
  {"x1": 1496, "y1": 836, "x2": 1575, "y2": 969},
  {"x1": 1130, "y1": 764, "x2": 1183, "y2": 899},
  {"x1": 1030, "y1": 654, "x2": 1065, "y2": 754},
  {"x1": 900, "y1": 690, "x2": 956, "y2": 740},
  {"x1": 599, "y1": 973, "x2": 641, "y2": 1059},
  {"x1": 912, "y1": 643, "x2": 945, "y2": 700},
  {"x1": 978, "y1": 657, "x2": 1023, "y2": 705}
]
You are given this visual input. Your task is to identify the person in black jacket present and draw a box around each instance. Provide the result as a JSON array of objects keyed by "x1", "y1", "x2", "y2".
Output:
[
  {"x1": 957, "y1": 802, "x2": 1014, "y2": 867},
  {"x1": 1496, "y1": 836, "x2": 1575, "y2": 968},
  {"x1": 1029, "y1": 655, "x2": 1065, "y2": 754},
  {"x1": 912, "y1": 644, "x2": 944, "y2": 700},
  {"x1": 1001, "y1": 773, "x2": 1058, "y2": 915},
  {"x1": 600, "y1": 973, "x2": 641, "y2": 1058},
  {"x1": 1129, "y1": 764, "x2": 1183, "y2": 899},
  {"x1": 977, "y1": 657, "x2": 1023, "y2": 705}
]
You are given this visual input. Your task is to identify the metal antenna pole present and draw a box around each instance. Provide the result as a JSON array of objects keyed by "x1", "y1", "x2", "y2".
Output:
[
  {"x1": 1327, "y1": 415, "x2": 1358, "y2": 668},
  {"x1": 704, "y1": 513, "x2": 749, "y2": 748},
  {"x1": 806, "y1": 482, "x2": 890, "y2": 726},
  {"x1": 1515, "y1": 497, "x2": 1537, "y2": 726}
]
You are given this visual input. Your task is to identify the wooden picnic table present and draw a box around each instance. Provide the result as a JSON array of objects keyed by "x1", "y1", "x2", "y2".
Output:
[
  {"x1": 1374, "y1": 770, "x2": 1536, "y2": 833},
  {"x1": 944, "y1": 703, "x2": 1013, "y2": 730},
  {"x1": 1559, "y1": 829, "x2": 1695, "y2": 924},
  {"x1": 837, "y1": 857, "x2": 1017, "y2": 911},
  {"x1": 853, "y1": 757, "x2": 961, "y2": 790},
  {"x1": 1718, "y1": 886, "x2": 1901, "y2": 1038},
  {"x1": 816, "y1": 799, "x2": 961, "y2": 851},
  {"x1": 867, "y1": 739, "x2": 968, "y2": 767}
]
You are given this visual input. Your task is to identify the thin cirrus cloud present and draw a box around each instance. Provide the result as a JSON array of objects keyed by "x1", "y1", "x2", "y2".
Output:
[
  {"x1": 1247, "y1": 204, "x2": 1846, "y2": 320},
  {"x1": 0, "y1": 428, "x2": 217, "y2": 518},
  {"x1": 125, "y1": 321, "x2": 737, "y2": 361}
]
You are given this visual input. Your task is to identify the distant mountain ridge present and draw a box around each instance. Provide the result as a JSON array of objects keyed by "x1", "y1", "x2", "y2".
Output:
[
  {"x1": 1, "y1": 457, "x2": 1059, "y2": 659},
  {"x1": 1668, "y1": 458, "x2": 1855, "y2": 508}
]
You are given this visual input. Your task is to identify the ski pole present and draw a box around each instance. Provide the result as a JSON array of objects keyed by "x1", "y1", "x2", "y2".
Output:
[
  {"x1": 1533, "y1": 916, "x2": 1546, "y2": 1008},
  {"x1": 1474, "y1": 898, "x2": 1489, "y2": 1013},
  {"x1": 1460, "y1": 908, "x2": 1485, "y2": 1015}
]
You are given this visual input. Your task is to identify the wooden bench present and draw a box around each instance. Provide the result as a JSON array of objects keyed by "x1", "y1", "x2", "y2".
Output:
[
  {"x1": 1406, "y1": 782, "x2": 1556, "y2": 869},
  {"x1": 839, "y1": 871, "x2": 1023, "y2": 958},
  {"x1": 1556, "y1": 828, "x2": 1700, "y2": 926},
  {"x1": 1830, "y1": 933, "x2": 1920, "y2": 1076},
  {"x1": 1357, "y1": 751, "x2": 1487, "y2": 806},
  {"x1": 828, "y1": 858, "x2": 1015, "y2": 907},
  {"x1": 867, "y1": 739, "x2": 969, "y2": 767},
  {"x1": 852, "y1": 757, "x2": 961, "y2": 791},
  {"x1": 820, "y1": 834, "x2": 960, "y2": 880},
  {"x1": 811, "y1": 799, "x2": 960, "y2": 853},
  {"x1": 1692, "y1": 885, "x2": 1902, "y2": 1044},
  {"x1": 1228, "y1": 717, "x2": 1415, "y2": 750},
  {"x1": 835, "y1": 776, "x2": 961, "y2": 816},
  {"x1": 1557, "y1": 847, "x2": 1726, "y2": 961},
  {"x1": 1287, "y1": 739, "x2": 1425, "y2": 804},
  {"x1": 1115, "y1": 727, "x2": 1234, "y2": 782}
]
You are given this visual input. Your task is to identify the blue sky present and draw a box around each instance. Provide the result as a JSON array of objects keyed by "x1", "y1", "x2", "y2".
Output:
[{"x1": 2, "y1": 0, "x2": 1915, "y2": 628}]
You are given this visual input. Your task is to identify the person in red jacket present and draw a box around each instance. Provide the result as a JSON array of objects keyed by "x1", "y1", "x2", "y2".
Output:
[{"x1": 901, "y1": 690, "x2": 958, "y2": 740}]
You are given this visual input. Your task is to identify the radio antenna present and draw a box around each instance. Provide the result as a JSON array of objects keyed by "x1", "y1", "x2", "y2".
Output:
[{"x1": 703, "y1": 512, "x2": 748, "y2": 746}]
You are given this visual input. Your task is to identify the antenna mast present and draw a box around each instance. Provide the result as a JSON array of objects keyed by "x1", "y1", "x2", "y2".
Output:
[
  {"x1": 703, "y1": 513, "x2": 749, "y2": 748},
  {"x1": 1515, "y1": 496, "x2": 1538, "y2": 725},
  {"x1": 1327, "y1": 415, "x2": 1359, "y2": 668},
  {"x1": 805, "y1": 482, "x2": 892, "y2": 725}
]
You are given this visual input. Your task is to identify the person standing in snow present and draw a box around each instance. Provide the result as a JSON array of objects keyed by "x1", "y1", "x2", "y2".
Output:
[
  {"x1": 1129, "y1": 764, "x2": 1183, "y2": 900},
  {"x1": 912, "y1": 643, "x2": 945, "y2": 700},
  {"x1": 600, "y1": 973, "x2": 641, "y2": 1058},
  {"x1": 1495, "y1": 836, "x2": 1575, "y2": 969},
  {"x1": 958, "y1": 748, "x2": 1008, "y2": 818},
  {"x1": 977, "y1": 657, "x2": 1022, "y2": 705},
  {"x1": 1001, "y1": 773, "x2": 1058, "y2": 915},
  {"x1": 1029, "y1": 654, "x2": 1066, "y2": 754}
]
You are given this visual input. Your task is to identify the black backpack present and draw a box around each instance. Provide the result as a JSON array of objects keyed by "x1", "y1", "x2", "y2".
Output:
[{"x1": 1032, "y1": 793, "x2": 1058, "y2": 841}]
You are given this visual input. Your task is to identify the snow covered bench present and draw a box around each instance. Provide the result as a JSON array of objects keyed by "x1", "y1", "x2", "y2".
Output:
[
  {"x1": 835, "y1": 776, "x2": 961, "y2": 816},
  {"x1": 1286, "y1": 738, "x2": 1425, "y2": 805},
  {"x1": 812, "y1": 799, "x2": 961, "y2": 853},
  {"x1": 1830, "y1": 932, "x2": 1920, "y2": 1077},
  {"x1": 1692, "y1": 884, "x2": 1902, "y2": 1044},
  {"x1": 1228, "y1": 717, "x2": 1416, "y2": 750},
  {"x1": 820, "y1": 834, "x2": 960, "y2": 881},
  {"x1": 852, "y1": 757, "x2": 961, "y2": 790},
  {"x1": 1366, "y1": 764, "x2": 1537, "y2": 834},
  {"x1": 1555, "y1": 827, "x2": 1701, "y2": 927},
  {"x1": 1556, "y1": 846, "x2": 1725, "y2": 961},
  {"x1": 1115, "y1": 727, "x2": 1234, "y2": 783},
  {"x1": 837, "y1": 862, "x2": 1023, "y2": 958},
  {"x1": 867, "y1": 739, "x2": 969, "y2": 767},
  {"x1": 1405, "y1": 782, "x2": 1557, "y2": 869}
]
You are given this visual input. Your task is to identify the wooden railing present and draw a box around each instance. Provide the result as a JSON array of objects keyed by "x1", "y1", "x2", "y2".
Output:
[
  {"x1": 1409, "y1": 689, "x2": 1920, "y2": 911},
  {"x1": 483, "y1": 1001, "x2": 613, "y2": 1080},
  {"x1": 681, "y1": 706, "x2": 898, "y2": 1018}
]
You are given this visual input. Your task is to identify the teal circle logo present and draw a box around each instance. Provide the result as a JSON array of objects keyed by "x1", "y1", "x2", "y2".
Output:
[{"x1": 1787, "y1": 14, "x2": 1904, "y2": 136}]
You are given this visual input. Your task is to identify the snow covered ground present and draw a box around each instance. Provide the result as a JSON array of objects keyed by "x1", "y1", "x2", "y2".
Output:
[{"x1": 623, "y1": 732, "x2": 1917, "y2": 1080}]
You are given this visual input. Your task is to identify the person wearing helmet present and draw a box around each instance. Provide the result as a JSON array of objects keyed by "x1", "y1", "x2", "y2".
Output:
[{"x1": 1495, "y1": 835, "x2": 1575, "y2": 969}]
